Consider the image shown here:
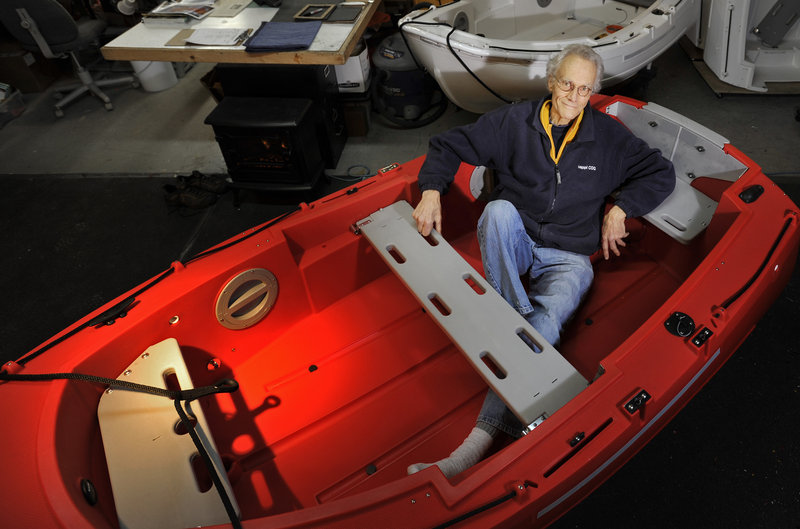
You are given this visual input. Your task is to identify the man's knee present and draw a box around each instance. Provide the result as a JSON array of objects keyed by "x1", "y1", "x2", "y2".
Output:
[
  {"x1": 482, "y1": 199, "x2": 516, "y2": 219},
  {"x1": 479, "y1": 200, "x2": 520, "y2": 232}
]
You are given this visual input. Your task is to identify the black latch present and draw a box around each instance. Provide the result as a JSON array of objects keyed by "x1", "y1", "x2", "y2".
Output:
[
  {"x1": 664, "y1": 312, "x2": 695, "y2": 337},
  {"x1": 692, "y1": 327, "x2": 714, "y2": 347},
  {"x1": 624, "y1": 390, "x2": 651, "y2": 414},
  {"x1": 87, "y1": 295, "x2": 136, "y2": 328},
  {"x1": 569, "y1": 432, "x2": 585, "y2": 447}
]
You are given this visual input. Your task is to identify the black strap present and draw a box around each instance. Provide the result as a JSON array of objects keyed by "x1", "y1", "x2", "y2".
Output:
[
  {"x1": 174, "y1": 398, "x2": 242, "y2": 529},
  {"x1": 0, "y1": 371, "x2": 238, "y2": 400}
]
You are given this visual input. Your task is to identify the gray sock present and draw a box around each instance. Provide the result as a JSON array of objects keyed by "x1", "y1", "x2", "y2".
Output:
[{"x1": 407, "y1": 427, "x2": 494, "y2": 478}]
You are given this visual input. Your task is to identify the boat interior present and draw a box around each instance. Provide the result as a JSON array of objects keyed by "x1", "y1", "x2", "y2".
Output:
[
  {"x1": 417, "y1": 0, "x2": 670, "y2": 43},
  {"x1": 38, "y1": 96, "x2": 764, "y2": 528}
]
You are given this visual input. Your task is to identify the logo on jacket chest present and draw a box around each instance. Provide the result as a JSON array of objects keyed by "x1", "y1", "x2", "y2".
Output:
[{"x1": 577, "y1": 164, "x2": 597, "y2": 171}]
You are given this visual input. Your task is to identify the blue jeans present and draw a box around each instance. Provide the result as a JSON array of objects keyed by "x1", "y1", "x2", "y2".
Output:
[{"x1": 475, "y1": 200, "x2": 593, "y2": 437}]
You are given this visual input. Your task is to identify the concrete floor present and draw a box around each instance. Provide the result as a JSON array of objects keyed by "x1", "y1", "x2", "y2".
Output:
[
  {"x1": 0, "y1": 40, "x2": 799, "y2": 529},
  {"x1": 0, "y1": 59, "x2": 478, "y2": 177}
]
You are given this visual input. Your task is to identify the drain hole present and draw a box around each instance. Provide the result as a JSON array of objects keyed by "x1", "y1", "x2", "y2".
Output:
[
  {"x1": 387, "y1": 245, "x2": 406, "y2": 264},
  {"x1": 480, "y1": 352, "x2": 507, "y2": 380},
  {"x1": 463, "y1": 273, "x2": 486, "y2": 295},
  {"x1": 190, "y1": 453, "x2": 213, "y2": 492},
  {"x1": 163, "y1": 370, "x2": 181, "y2": 392},
  {"x1": 518, "y1": 329, "x2": 543, "y2": 353},
  {"x1": 428, "y1": 293, "x2": 451, "y2": 316},
  {"x1": 423, "y1": 232, "x2": 439, "y2": 246}
]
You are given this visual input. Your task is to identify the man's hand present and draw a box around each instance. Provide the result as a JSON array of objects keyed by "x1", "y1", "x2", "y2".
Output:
[
  {"x1": 601, "y1": 205, "x2": 628, "y2": 260},
  {"x1": 413, "y1": 190, "x2": 442, "y2": 236}
]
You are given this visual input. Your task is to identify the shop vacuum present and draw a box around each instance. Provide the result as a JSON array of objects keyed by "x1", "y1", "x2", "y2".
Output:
[{"x1": 371, "y1": 33, "x2": 447, "y2": 128}]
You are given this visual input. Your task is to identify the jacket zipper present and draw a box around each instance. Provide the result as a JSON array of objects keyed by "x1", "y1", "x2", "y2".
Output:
[
  {"x1": 537, "y1": 163, "x2": 561, "y2": 239},
  {"x1": 548, "y1": 163, "x2": 561, "y2": 213}
]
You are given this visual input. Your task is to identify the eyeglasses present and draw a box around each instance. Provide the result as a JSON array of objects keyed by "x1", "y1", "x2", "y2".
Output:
[{"x1": 554, "y1": 78, "x2": 593, "y2": 97}]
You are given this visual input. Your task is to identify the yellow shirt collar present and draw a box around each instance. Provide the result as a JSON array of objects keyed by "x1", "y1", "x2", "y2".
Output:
[{"x1": 540, "y1": 100, "x2": 584, "y2": 164}]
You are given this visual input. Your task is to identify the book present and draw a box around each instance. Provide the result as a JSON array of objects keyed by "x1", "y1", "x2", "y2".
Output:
[{"x1": 245, "y1": 21, "x2": 322, "y2": 52}]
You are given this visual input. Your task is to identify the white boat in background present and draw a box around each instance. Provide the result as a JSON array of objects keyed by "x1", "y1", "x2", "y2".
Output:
[{"x1": 399, "y1": 0, "x2": 701, "y2": 113}]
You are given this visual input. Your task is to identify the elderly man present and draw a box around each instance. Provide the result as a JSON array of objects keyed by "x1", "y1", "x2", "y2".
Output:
[{"x1": 408, "y1": 44, "x2": 675, "y2": 478}]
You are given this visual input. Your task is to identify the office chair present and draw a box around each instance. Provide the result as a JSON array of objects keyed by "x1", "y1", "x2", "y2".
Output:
[{"x1": 0, "y1": 0, "x2": 138, "y2": 117}]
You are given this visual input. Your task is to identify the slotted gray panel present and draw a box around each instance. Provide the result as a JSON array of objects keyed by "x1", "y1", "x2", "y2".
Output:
[{"x1": 357, "y1": 201, "x2": 587, "y2": 426}]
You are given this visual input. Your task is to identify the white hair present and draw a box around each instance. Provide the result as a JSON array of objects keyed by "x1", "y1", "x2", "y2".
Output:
[{"x1": 546, "y1": 44, "x2": 604, "y2": 93}]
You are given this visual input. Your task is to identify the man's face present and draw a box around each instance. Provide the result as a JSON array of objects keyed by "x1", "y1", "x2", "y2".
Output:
[{"x1": 547, "y1": 55, "x2": 597, "y2": 126}]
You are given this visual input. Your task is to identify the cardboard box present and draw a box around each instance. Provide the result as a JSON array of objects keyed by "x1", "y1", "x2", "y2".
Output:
[
  {"x1": 334, "y1": 40, "x2": 370, "y2": 93},
  {"x1": 341, "y1": 89, "x2": 371, "y2": 136},
  {"x1": 0, "y1": 42, "x2": 61, "y2": 93}
]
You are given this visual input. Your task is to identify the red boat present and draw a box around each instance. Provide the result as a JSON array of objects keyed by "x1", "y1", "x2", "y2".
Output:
[{"x1": 1, "y1": 94, "x2": 798, "y2": 529}]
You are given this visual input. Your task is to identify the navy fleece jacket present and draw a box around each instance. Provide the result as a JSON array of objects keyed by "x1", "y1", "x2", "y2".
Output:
[{"x1": 418, "y1": 98, "x2": 676, "y2": 255}]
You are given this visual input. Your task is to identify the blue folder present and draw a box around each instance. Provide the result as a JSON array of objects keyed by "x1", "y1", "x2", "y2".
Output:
[{"x1": 244, "y1": 21, "x2": 322, "y2": 52}]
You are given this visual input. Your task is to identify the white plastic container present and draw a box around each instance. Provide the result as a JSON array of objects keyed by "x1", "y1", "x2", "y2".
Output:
[
  {"x1": 131, "y1": 61, "x2": 178, "y2": 92},
  {"x1": 334, "y1": 39, "x2": 371, "y2": 93}
]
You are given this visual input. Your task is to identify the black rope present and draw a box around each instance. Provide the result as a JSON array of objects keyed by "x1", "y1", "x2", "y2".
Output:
[
  {"x1": 397, "y1": 11, "x2": 435, "y2": 72},
  {"x1": 174, "y1": 398, "x2": 242, "y2": 529},
  {"x1": 0, "y1": 370, "x2": 238, "y2": 400},
  {"x1": 444, "y1": 25, "x2": 512, "y2": 105}
]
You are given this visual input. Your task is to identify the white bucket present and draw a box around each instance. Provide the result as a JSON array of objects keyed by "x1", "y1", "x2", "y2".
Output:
[{"x1": 131, "y1": 61, "x2": 178, "y2": 92}]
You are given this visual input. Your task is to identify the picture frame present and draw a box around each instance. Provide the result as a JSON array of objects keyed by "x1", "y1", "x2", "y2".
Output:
[{"x1": 294, "y1": 4, "x2": 335, "y2": 20}]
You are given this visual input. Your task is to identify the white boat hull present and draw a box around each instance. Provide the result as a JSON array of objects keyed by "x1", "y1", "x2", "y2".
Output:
[{"x1": 400, "y1": 0, "x2": 701, "y2": 113}]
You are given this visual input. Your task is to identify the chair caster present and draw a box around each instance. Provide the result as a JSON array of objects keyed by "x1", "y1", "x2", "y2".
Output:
[
  {"x1": 54, "y1": 108, "x2": 64, "y2": 118},
  {"x1": 105, "y1": 102, "x2": 114, "y2": 111},
  {"x1": 132, "y1": 80, "x2": 141, "y2": 89}
]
